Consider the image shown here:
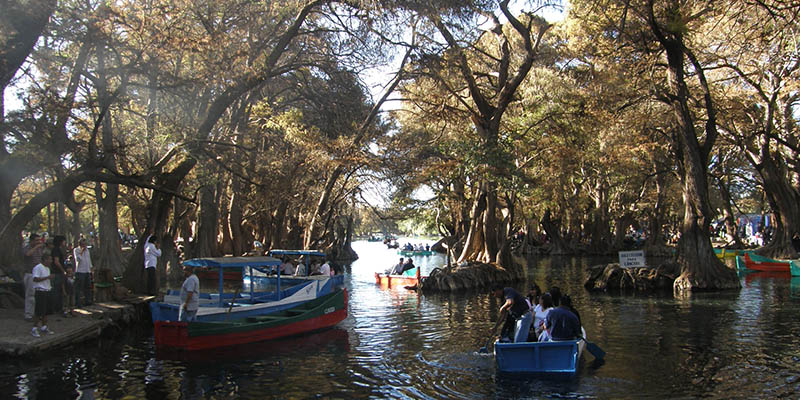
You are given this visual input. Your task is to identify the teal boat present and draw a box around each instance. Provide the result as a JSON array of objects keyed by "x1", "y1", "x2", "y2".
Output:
[
  {"x1": 791, "y1": 260, "x2": 800, "y2": 277},
  {"x1": 398, "y1": 250, "x2": 433, "y2": 256}
]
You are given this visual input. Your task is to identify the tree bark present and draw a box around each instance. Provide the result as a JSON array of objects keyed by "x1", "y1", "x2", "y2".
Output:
[{"x1": 647, "y1": 1, "x2": 739, "y2": 291}]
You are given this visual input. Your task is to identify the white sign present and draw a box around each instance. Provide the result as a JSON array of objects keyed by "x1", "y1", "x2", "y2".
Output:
[{"x1": 619, "y1": 250, "x2": 646, "y2": 268}]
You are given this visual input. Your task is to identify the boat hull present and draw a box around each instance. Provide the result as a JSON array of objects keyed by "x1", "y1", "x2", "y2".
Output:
[
  {"x1": 154, "y1": 289, "x2": 347, "y2": 351},
  {"x1": 494, "y1": 336, "x2": 585, "y2": 375},
  {"x1": 742, "y1": 253, "x2": 791, "y2": 272},
  {"x1": 374, "y1": 272, "x2": 424, "y2": 289}
]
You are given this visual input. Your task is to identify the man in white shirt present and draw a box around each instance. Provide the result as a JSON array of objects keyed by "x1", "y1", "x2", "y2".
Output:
[
  {"x1": 179, "y1": 264, "x2": 200, "y2": 322},
  {"x1": 319, "y1": 261, "x2": 331, "y2": 276},
  {"x1": 280, "y1": 258, "x2": 295, "y2": 275},
  {"x1": 31, "y1": 250, "x2": 54, "y2": 337},
  {"x1": 144, "y1": 235, "x2": 162, "y2": 295},
  {"x1": 73, "y1": 238, "x2": 93, "y2": 307}
]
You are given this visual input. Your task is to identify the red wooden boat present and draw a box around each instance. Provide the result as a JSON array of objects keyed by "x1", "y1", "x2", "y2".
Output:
[
  {"x1": 375, "y1": 267, "x2": 424, "y2": 289},
  {"x1": 154, "y1": 288, "x2": 347, "y2": 351},
  {"x1": 742, "y1": 253, "x2": 791, "y2": 272},
  {"x1": 194, "y1": 267, "x2": 244, "y2": 281}
]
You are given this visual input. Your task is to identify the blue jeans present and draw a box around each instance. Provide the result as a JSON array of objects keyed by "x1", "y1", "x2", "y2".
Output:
[
  {"x1": 180, "y1": 309, "x2": 197, "y2": 322},
  {"x1": 514, "y1": 310, "x2": 533, "y2": 343}
]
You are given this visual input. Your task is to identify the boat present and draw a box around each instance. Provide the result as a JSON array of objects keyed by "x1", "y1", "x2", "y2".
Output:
[
  {"x1": 791, "y1": 260, "x2": 800, "y2": 277},
  {"x1": 714, "y1": 248, "x2": 752, "y2": 259},
  {"x1": 494, "y1": 328, "x2": 587, "y2": 375},
  {"x1": 194, "y1": 267, "x2": 243, "y2": 281},
  {"x1": 386, "y1": 242, "x2": 399, "y2": 249},
  {"x1": 153, "y1": 288, "x2": 347, "y2": 351},
  {"x1": 397, "y1": 249, "x2": 433, "y2": 256},
  {"x1": 741, "y1": 253, "x2": 791, "y2": 272},
  {"x1": 375, "y1": 267, "x2": 425, "y2": 290},
  {"x1": 150, "y1": 253, "x2": 343, "y2": 322}
]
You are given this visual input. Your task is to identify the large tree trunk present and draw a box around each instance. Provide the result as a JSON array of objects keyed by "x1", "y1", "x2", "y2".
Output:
[
  {"x1": 540, "y1": 208, "x2": 570, "y2": 255},
  {"x1": 121, "y1": 158, "x2": 195, "y2": 293},
  {"x1": 94, "y1": 43, "x2": 124, "y2": 275},
  {"x1": 650, "y1": 12, "x2": 739, "y2": 291},
  {"x1": 193, "y1": 183, "x2": 221, "y2": 258},
  {"x1": 715, "y1": 175, "x2": 746, "y2": 248},
  {"x1": 229, "y1": 177, "x2": 245, "y2": 255},
  {"x1": 756, "y1": 155, "x2": 800, "y2": 258}
]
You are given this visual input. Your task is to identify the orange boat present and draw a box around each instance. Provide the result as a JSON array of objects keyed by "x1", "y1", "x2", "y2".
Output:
[{"x1": 375, "y1": 267, "x2": 425, "y2": 290}]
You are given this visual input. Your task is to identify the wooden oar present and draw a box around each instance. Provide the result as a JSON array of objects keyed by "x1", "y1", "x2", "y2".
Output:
[
  {"x1": 479, "y1": 310, "x2": 507, "y2": 354},
  {"x1": 579, "y1": 336, "x2": 606, "y2": 360},
  {"x1": 226, "y1": 288, "x2": 240, "y2": 321}
]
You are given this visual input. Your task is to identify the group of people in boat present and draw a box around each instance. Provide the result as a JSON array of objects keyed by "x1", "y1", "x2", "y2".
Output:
[
  {"x1": 401, "y1": 243, "x2": 430, "y2": 252},
  {"x1": 272, "y1": 256, "x2": 340, "y2": 277},
  {"x1": 491, "y1": 284, "x2": 581, "y2": 343},
  {"x1": 384, "y1": 257, "x2": 416, "y2": 275}
]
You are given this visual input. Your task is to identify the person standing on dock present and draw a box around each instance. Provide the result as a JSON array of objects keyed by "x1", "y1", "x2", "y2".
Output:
[
  {"x1": 72, "y1": 238, "x2": 93, "y2": 307},
  {"x1": 31, "y1": 250, "x2": 54, "y2": 337},
  {"x1": 179, "y1": 264, "x2": 199, "y2": 322},
  {"x1": 144, "y1": 235, "x2": 162, "y2": 295},
  {"x1": 491, "y1": 286, "x2": 533, "y2": 343},
  {"x1": 22, "y1": 232, "x2": 45, "y2": 320}
]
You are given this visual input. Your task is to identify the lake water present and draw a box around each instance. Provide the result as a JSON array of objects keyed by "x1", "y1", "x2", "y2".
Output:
[{"x1": 3, "y1": 239, "x2": 800, "y2": 399}]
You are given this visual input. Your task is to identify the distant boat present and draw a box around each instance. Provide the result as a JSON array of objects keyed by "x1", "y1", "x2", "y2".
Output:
[
  {"x1": 154, "y1": 288, "x2": 347, "y2": 351},
  {"x1": 397, "y1": 249, "x2": 433, "y2": 256},
  {"x1": 494, "y1": 328, "x2": 587, "y2": 375},
  {"x1": 714, "y1": 248, "x2": 752, "y2": 259},
  {"x1": 386, "y1": 242, "x2": 399, "y2": 249}
]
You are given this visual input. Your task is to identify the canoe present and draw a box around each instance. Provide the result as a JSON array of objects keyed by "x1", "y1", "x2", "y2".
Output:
[
  {"x1": 494, "y1": 328, "x2": 587, "y2": 375},
  {"x1": 375, "y1": 268, "x2": 425, "y2": 290},
  {"x1": 742, "y1": 253, "x2": 791, "y2": 272},
  {"x1": 154, "y1": 288, "x2": 347, "y2": 351},
  {"x1": 397, "y1": 250, "x2": 433, "y2": 256}
]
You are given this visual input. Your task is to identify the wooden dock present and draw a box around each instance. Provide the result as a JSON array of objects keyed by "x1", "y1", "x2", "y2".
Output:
[{"x1": 0, "y1": 295, "x2": 153, "y2": 357}]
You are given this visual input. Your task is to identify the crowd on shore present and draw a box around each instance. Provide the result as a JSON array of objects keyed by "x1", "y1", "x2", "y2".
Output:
[{"x1": 21, "y1": 232, "x2": 95, "y2": 337}]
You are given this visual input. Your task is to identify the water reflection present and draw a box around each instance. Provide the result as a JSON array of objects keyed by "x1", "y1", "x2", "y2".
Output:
[{"x1": 2, "y1": 240, "x2": 800, "y2": 399}]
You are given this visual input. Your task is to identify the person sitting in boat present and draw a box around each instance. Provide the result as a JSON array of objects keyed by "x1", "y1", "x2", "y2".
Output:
[
  {"x1": 543, "y1": 298, "x2": 581, "y2": 341},
  {"x1": 294, "y1": 258, "x2": 307, "y2": 277},
  {"x1": 425, "y1": 244, "x2": 430, "y2": 251},
  {"x1": 318, "y1": 260, "x2": 331, "y2": 276},
  {"x1": 280, "y1": 258, "x2": 295, "y2": 275},
  {"x1": 560, "y1": 294, "x2": 582, "y2": 328},
  {"x1": 388, "y1": 258, "x2": 404, "y2": 275},
  {"x1": 403, "y1": 243, "x2": 413, "y2": 251},
  {"x1": 400, "y1": 258, "x2": 415, "y2": 275},
  {"x1": 534, "y1": 293, "x2": 554, "y2": 341},
  {"x1": 491, "y1": 285, "x2": 533, "y2": 343}
]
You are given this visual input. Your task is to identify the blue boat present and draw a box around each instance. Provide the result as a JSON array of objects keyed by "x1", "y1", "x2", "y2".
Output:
[
  {"x1": 150, "y1": 253, "x2": 342, "y2": 323},
  {"x1": 494, "y1": 329, "x2": 586, "y2": 375}
]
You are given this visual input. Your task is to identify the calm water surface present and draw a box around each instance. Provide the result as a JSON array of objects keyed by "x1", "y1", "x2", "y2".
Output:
[{"x1": 3, "y1": 239, "x2": 800, "y2": 399}]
